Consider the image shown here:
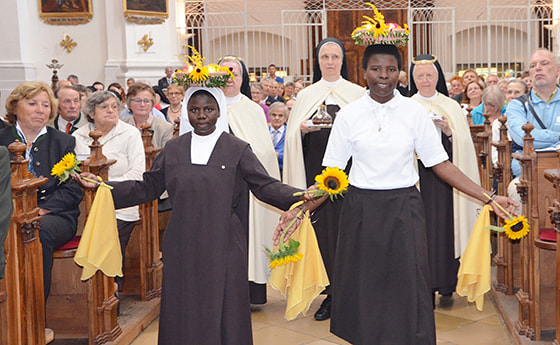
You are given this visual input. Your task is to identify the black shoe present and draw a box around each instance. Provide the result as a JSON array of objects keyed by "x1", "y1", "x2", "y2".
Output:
[{"x1": 314, "y1": 295, "x2": 331, "y2": 321}]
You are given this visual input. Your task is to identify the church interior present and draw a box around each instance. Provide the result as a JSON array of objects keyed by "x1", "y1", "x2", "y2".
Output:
[{"x1": 2, "y1": 0, "x2": 560, "y2": 345}]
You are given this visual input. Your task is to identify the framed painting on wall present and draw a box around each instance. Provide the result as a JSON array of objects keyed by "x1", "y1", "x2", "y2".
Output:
[
  {"x1": 39, "y1": 0, "x2": 93, "y2": 25},
  {"x1": 124, "y1": 0, "x2": 168, "y2": 24}
]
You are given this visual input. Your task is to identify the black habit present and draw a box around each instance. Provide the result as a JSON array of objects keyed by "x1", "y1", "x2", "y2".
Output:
[
  {"x1": 418, "y1": 135, "x2": 459, "y2": 299},
  {"x1": 110, "y1": 132, "x2": 300, "y2": 345},
  {"x1": 302, "y1": 104, "x2": 345, "y2": 294}
]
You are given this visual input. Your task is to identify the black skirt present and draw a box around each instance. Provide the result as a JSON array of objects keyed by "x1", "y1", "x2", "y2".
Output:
[{"x1": 331, "y1": 186, "x2": 436, "y2": 345}]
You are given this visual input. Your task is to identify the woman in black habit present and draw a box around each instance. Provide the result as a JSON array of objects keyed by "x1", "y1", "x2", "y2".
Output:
[
  {"x1": 278, "y1": 45, "x2": 519, "y2": 345},
  {"x1": 77, "y1": 87, "x2": 308, "y2": 345}
]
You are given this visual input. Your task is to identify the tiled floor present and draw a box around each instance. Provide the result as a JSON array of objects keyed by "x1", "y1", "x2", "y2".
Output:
[{"x1": 129, "y1": 286, "x2": 514, "y2": 345}]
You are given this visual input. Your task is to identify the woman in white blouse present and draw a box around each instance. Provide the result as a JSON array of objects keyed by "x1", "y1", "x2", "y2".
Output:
[
  {"x1": 73, "y1": 91, "x2": 145, "y2": 293},
  {"x1": 277, "y1": 44, "x2": 519, "y2": 345}
]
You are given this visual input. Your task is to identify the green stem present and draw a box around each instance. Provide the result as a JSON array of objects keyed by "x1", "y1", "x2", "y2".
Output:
[
  {"x1": 279, "y1": 209, "x2": 304, "y2": 246},
  {"x1": 482, "y1": 192, "x2": 512, "y2": 219},
  {"x1": 81, "y1": 176, "x2": 113, "y2": 190}
]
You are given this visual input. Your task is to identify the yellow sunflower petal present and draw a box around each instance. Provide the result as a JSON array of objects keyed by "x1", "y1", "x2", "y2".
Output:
[
  {"x1": 503, "y1": 216, "x2": 530, "y2": 240},
  {"x1": 315, "y1": 167, "x2": 349, "y2": 196}
]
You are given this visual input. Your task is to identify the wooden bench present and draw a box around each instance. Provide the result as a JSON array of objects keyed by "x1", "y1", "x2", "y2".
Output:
[
  {"x1": 46, "y1": 130, "x2": 122, "y2": 344},
  {"x1": 512, "y1": 122, "x2": 558, "y2": 340},
  {"x1": 46, "y1": 128, "x2": 162, "y2": 344},
  {"x1": 474, "y1": 113, "x2": 493, "y2": 191},
  {"x1": 492, "y1": 116, "x2": 519, "y2": 295},
  {"x1": 121, "y1": 123, "x2": 163, "y2": 300},
  {"x1": 1, "y1": 140, "x2": 49, "y2": 345}
]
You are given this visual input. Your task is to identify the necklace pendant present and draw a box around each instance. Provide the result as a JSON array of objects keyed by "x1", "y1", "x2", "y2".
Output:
[{"x1": 378, "y1": 126, "x2": 381, "y2": 132}]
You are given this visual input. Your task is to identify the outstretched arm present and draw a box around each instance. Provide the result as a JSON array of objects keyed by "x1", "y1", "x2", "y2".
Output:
[
  {"x1": 273, "y1": 185, "x2": 328, "y2": 245},
  {"x1": 431, "y1": 160, "x2": 519, "y2": 219}
]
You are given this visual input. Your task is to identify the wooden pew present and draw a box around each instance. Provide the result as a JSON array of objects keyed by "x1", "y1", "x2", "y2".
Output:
[
  {"x1": 121, "y1": 123, "x2": 163, "y2": 300},
  {"x1": 544, "y1": 150, "x2": 560, "y2": 345},
  {"x1": 46, "y1": 130, "x2": 122, "y2": 344},
  {"x1": 492, "y1": 116, "x2": 518, "y2": 295},
  {"x1": 475, "y1": 113, "x2": 493, "y2": 191},
  {"x1": 2, "y1": 140, "x2": 49, "y2": 345},
  {"x1": 512, "y1": 122, "x2": 558, "y2": 340}
]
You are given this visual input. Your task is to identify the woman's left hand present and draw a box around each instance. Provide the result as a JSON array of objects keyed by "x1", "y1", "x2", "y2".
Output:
[
  {"x1": 433, "y1": 117, "x2": 452, "y2": 137},
  {"x1": 491, "y1": 195, "x2": 520, "y2": 220},
  {"x1": 273, "y1": 208, "x2": 302, "y2": 246}
]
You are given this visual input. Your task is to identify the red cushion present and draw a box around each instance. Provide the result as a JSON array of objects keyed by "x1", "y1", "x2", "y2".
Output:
[
  {"x1": 539, "y1": 228, "x2": 557, "y2": 242},
  {"x1": 55, "y1": 236, "x2": 81, "y2": 251}
]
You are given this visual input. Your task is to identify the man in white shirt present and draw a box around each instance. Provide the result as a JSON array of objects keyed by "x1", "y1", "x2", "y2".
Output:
[{"x1": 268, "y1": 102, "x2": 287, "y2": 172}]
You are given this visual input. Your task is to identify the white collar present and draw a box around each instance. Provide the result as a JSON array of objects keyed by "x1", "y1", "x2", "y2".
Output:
[
  {"x1": 320, "y1": 77, "x2": 343, "y2": 87},
  {"x1": 225, "y1": 93, "x2": 243, "y2": 107},
  {"x1": 365, "y1": 89, "x2": 401, "y2": 110},
  {"x1": 15, "y1": 121, "x2": 47, "y2": 144},
  {"x1": 416, "y1": 91, "x2": 438, "y2": 101}
]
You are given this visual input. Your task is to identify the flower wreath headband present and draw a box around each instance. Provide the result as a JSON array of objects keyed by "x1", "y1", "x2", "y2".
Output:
[
  {"x1": 351, "y1": 3, "x2": 409, "y2": 47},
  {"x1": 174, "y1": 46, "x2": 234, "y2": 88}
]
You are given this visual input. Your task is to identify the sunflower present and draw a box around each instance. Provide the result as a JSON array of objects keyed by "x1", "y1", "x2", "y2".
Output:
[
  {"x1": 51, "y1": 152, "x2": 81, "y2": 184},
  {"x1": 189, "y1": 66, "x2": 210, "y2": 83},
  {"x1": 503, "y1": 215, "x2": 530, "y2": 240},
  {"x1": 315, "y1": 167, "x2": 349, "y2": 200},
  {"x1": 372, "y1": 21, "x2": 389, "y2": 38},
  {"x1": 266, "y1": 238, "x2": 303, "y2": 268}
]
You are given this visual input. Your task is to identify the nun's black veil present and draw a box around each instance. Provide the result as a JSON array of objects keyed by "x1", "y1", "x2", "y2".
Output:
[
  {"x1": 312, "y1": 38, "x2": 349, "y2": 83},
  {"x1": 218, "y1": 56, "x2": 252, "y2": 99},
  {"x1": 409, "y1": 54, "x2": 449, "y2": 97}
]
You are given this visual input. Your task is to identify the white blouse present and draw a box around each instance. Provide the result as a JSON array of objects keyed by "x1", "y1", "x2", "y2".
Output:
[
  {"x1": 322, "y1": 91, "x2": 448, "y2": 190},
  {"x1": 73, "y1": 120, "x2": 145, "y2": 222}
]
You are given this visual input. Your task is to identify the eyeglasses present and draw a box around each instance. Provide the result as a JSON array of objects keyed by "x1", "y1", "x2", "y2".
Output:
[
  {"x1": 130, "y1": 98, "x2": 153, "y2": 105},
  {"x1": 168, "y1": 92, "x2": 183, "y2": 97},
  {"x1": 96, "y1": 104, "x2": 119, "y2": 111}
]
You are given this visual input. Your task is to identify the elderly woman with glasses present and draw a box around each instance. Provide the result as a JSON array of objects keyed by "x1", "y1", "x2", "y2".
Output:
[
  {"x1": 122, "y1": 82, "x2": 173, "y2": 149},
  {"x1": 73, "y1": 90, "x2": 145, "y2": 293},
  {"x1": 161, "y1": 83, "x2": 185, "y2": 124},
  {"x1": 470, "y1": 85, "x2": 506, "y2": 126}
]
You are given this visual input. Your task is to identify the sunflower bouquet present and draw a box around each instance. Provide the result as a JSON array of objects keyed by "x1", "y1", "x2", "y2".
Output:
[
  {"x1": 174, "y1": 45, "x2": 233, "y2": 89},
  {"x1": 351, "y1": 3, "x2": 409, "y2": 47},
  {"x1": 51, "y1": 153, "x2": 112, "y2": 189},
  {"x1": 266, "y1": 167, "x2": 349, "y2": 268},
  {"x1": 482, "y1": 192, "x2": 530, "y2": 240}
]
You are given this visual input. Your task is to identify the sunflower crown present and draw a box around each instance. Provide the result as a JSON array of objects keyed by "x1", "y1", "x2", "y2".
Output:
[
  {"x1": 174, "y1": 45, "x2": 234, "y2": 89},
  {"x1": 351, "y1": 3, "x2": 409, "y2": 47}
]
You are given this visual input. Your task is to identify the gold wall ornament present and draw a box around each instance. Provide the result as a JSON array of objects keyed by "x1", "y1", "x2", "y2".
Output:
[
  {"x1": 138, "y1": 34, "x2": 154, "y2": 52},
  {"x1": 38, "y1": 0, "x2": 93, "y2": 25},
  {"x1": 60, "y1": 34, "x2": 77, "y2": 53}
]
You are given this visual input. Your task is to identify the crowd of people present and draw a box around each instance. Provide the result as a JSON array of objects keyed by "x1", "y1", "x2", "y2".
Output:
[{"x1": 4, "y1": 40, "x2": 559, "y2": 344}]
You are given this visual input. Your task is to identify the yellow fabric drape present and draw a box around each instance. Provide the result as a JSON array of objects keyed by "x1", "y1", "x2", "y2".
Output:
[
  {"x1": 74, "y1": 186, "x2": 123, "y2": 281},
  {"x1": 269, "y1": 203, "x2": 329, "y2": 320},
  {"x1": 456, "y1": 205, "x2": 492, "y2": 311}
]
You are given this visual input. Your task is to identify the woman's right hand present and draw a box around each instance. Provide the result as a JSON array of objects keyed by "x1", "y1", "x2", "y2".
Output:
[
  {"x1": 71, "y1": 172, "x2": 99, "y2": 189},
  {"x1": 300, "y1": 120, "x2": 321, "y2": 134}
]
